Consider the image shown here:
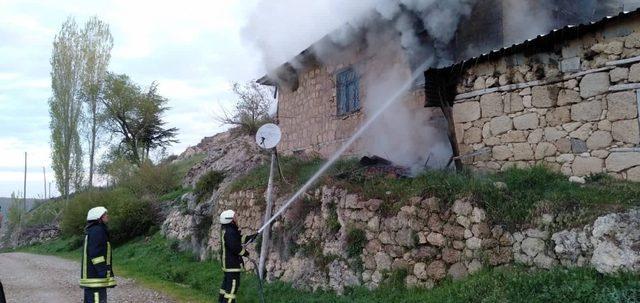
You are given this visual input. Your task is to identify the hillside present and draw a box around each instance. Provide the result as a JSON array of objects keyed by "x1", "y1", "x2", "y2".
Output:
[{"x1": 3, "y1": 130, "x2": 639, "y2": 303}]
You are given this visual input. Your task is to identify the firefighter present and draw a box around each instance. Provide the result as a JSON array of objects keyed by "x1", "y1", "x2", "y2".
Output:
[
  {"x1": 219, "y1": 210, "x2": 257, "y2": 303},
  {"x1": 79, "y1": 207, "x2": 116, "y2": 303}
]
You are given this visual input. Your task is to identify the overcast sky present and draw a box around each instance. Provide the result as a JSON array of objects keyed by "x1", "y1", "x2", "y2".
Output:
[
  {"x1": 0, "y1": 0, "x2": 375, "y2": 198},
  {"x1": 0, "y1": 0, "x2": 271, "y2": 198}
]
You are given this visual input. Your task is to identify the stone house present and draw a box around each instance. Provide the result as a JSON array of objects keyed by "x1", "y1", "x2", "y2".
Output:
[
  {"x1": 258, "y1": 4, "x2": 640, "y2": 178},
  {"x1": 425, "y1": 9, "x2": 640, "y2": 180}
]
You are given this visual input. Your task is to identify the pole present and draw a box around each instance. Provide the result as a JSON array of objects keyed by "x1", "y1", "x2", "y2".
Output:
[
  {"x1": 48, "y1": 182, "x2": 52, "y2": 200},
  {"x1": 258, "y1": 150, "x2": 276, "y2": 280},
  {"x1": 23, "y1": 152, "x2": 27, "y2": 211},
  {"x1": 43, "y1": 167, "x2": 47, "y2": 200}
]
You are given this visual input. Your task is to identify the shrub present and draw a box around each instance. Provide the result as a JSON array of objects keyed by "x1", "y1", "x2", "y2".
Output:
[
  {"x1": 194, "y1": 170, "x2": 226, "y2": 203},
  {"x1": 60, "y1": 188, "x2": 153, "y2": 244},
  {"x1": 346, "y1": 227, "x2": 366, "y2": 258},
  {"x1": 125, "y1": 161, "x2": 180, "y2": 199}
]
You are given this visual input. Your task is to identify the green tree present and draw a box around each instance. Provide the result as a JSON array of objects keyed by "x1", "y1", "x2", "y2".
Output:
[
  {"x1": 49, "y1": 17, "x2": 85, "y2": 199},
  {"x1": 80, "y1": 16, "x2": 113, "y2": 188},
  {"x1": 101, "y1": 73, "x2": 178, "y2": 166}
]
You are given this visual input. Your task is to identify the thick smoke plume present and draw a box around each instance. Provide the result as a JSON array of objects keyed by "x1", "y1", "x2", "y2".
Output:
[{"x1": 244, "y1": 0, "x2": 637, "y2": 171}]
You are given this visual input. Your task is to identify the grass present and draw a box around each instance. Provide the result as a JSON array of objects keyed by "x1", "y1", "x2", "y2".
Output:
[
  {"x1": 171, "y1": 153, "x2": 207, "y2": 181},
  {"x1": 15, "y1": 234, "x2": 640, "y2": 303},
  {"x1": 229, "y1": 157, "x2": 640, "y2": 229}
]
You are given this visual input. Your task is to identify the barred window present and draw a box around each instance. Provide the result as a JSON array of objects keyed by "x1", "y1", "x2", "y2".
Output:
[{"x1": 336, "y1": 67, "x2": 360, "y2": 116}]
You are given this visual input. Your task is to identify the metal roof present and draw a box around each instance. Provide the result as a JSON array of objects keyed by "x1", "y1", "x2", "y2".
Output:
[{"x1": 435, "y1": 8, "x2": 640, "y2": 73}]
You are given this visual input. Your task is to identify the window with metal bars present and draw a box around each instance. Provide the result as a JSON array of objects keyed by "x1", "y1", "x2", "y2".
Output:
[{"x1": 336, "y1": 67, "x2": 360, "y2": 116}]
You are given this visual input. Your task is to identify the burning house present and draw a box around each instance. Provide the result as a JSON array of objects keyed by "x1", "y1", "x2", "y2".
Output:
[{"x1": 258, "y1": 1, "x2": 640, "y2": 179}]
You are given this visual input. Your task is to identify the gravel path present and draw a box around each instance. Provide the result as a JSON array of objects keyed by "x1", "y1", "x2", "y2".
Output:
[{"x1": 0, "y1": 252, "x2": 177, "y2": 303}]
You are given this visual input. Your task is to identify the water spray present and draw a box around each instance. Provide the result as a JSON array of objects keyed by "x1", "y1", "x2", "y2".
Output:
[{"x1": 257, "y1": 60, "x2": 432, "y2": 234}]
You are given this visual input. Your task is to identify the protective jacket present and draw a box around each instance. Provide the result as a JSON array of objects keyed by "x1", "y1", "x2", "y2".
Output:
[
  {"x1": 80, "y1": 221, "x2": 117, "y2": 288},
  {"x1": 220, "y1": 223, "x2": 255, "y2": 272}
]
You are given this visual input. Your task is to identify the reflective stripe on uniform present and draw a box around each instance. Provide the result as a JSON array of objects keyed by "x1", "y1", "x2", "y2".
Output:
[
  {"x1": 221, "y1": 229, "x2": 226, "y2": 269},
  {"x1": 82, "y1": 235, "x2": 88, "y2": 279},
  {"x1": 79, "y1": 277, "x2": 117, "y2": 288},
  {"x1": 94, "y1": 292, "x2": 99, "y2": 303},
  {"x1": 106, "y1": 242, "x2": 111, "y2": 265},
  {"x1": 91, "y1": 256, "x2": 105, "y2": 264}
]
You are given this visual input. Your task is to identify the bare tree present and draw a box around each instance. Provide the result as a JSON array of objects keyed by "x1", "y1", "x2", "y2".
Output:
[
  {"x1": 49, "y1": 17, "x2": 85, "y2": 200},
  {"x1": 216, "y1": 81, "x2": 274, "y2": 135},
  {"x1": 80, "y1": 16, "x2": 113, "y2": 188}
]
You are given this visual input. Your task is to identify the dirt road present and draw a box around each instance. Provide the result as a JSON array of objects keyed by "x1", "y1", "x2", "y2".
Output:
[{"x1": 0, "y1": 252, "x2": 176, "y2": 303}]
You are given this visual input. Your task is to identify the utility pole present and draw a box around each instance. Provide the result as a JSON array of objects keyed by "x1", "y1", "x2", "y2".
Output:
[
  {"x1": 43, "y1": 167, "x2": 47, "y2": 200},
  {"x1": 23, "y1": 152, "x2": 27, "y2": 211}
]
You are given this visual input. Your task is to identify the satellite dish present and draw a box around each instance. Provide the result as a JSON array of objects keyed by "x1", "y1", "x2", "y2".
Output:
[{"x1": 255, "y1": 123, "x2": 282, "y2": 149}]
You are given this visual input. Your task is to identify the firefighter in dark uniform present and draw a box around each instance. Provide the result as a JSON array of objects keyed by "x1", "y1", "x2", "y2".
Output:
[
  {"x1": 79, "y1": 207, "x2": 116, "y2": 303},
  {"x1": 219, "y1": 210, "x2": 257, "y2": 303}
]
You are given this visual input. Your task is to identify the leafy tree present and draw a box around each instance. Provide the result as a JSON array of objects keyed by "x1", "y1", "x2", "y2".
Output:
[
  {"x1": 80, "y1": 16, "x2": 113, "y2": 188},
  {"x1": 216, "y1": 81, "x2": 274, "y2": 135},
  {"x1": 49, "y1": 17, "x2": 85, "y2": 199},
  {"x1": 101, "y1": 73, "x2": 178, "y2": 166}
]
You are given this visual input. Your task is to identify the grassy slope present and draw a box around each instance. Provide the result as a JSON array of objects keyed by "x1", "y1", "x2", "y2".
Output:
[
  {"x1": 19, "y1": 234, "x2": 640, "y2": 303},
  {"x1": 230, "y1": 157, "x2": 640, "y2": 229}
]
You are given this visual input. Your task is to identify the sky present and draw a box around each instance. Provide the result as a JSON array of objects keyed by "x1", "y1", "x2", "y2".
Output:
[{"x1": 0, "y1": 0, "x2": 275, "y2": 198}]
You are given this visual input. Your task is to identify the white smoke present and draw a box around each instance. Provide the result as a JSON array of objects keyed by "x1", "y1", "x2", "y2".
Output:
[
  {"x1": 502, "y1": 0, "x2": 555, "y2": 46},
  {"x1": 244, "y1": 0, "x2": 630, "y2": 171}
]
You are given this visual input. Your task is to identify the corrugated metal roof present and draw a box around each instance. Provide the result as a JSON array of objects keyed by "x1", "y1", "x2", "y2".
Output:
[{"x1": 436, "y1": 8, "x2": 640, "y2": 72}]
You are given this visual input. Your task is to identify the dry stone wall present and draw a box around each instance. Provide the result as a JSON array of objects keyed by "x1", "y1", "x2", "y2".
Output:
[
  {"x1": 452, "y1": 18, "x2": 640, "y2": 181},
  {"x1": 162, "y1": 186, "x2": 640, "y2": 293}
]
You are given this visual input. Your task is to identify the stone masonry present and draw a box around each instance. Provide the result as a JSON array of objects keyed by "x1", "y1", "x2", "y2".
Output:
[
  {"x1": 451, "y1": 17, "x2": 640, "y2": 181},
  {"x1": 162, "y1": 185, "x2": 640, "y2": 293}
]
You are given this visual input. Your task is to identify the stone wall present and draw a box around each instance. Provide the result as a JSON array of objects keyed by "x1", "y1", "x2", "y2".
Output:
[
  {"x1": 275, "y1": 39, "x2": 438, "y2": 159},
  {"x1": 451, "y1": 17, "x2": 640, "y2": 181},
  {"x1": 162, "y1": 186, "x2": 640, "y2": 293}
]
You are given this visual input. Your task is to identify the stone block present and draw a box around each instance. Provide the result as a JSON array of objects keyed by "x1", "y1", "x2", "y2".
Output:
[
  {"x1": 609, "y1": 67, "x2": 629, "y2": 83},
  {"x1": 480, "y1": 93, "x2": 503, "y2": 118},
  {"x1": 580, "y1": 72, "x2": 610, "y2": 98},
  {"x1": 535, "y1": 142, "x2": 557, "y2": 160},
  {"x1": 605, "y1": 152, "x2": 640, "y2": 172},
  {"x1": 571, "y1": 100, "x2": 602, "y2": 122},
  {"x1": 612, "y1": 119, "x2": 640, "y2": 144},
  {"x1": 492, "y1": 145, "x2": 513, "y2": 161},
  {"x1": 555, "y1": 138, "x2": 571, "y2": 153},
  {"x1": 546, "y1": 106, "x2": 571, "y2": 126},
  {"x1": 586, "y1": 131, "x2": 613, "y2": 150},
  {"x1": 528, "y1": 129, "x2": 544, "y2": 143},
  {"x1": 604, "y1": 41, "x2": 623, "y2": 55},
  {"x1": 572, "y1": 157, "x2": 604, "y2": 176},
  {"x1": 561, "y1": 57, "x2": 581, "y2": 73},
  {"x1": 571, "y1": 138, "x2": 588, "y2": 153},
  {"x1": 504, "y1": 93, "x2": 524, "y2": 113},
  {"x1": 544, "y1": 127, "x2": 567, "y2": 141},
  {"x1": 463, "y1": 127, "x2": 482, "y2": 144},
  {"x1": 625, "y1": 32, "x2": 640, "y2": 48},
  {"x1": 532, "y1": 85, "x2": 559, "y2": 108},
  {"x1": 627, "y1": 166, "x2": 640, "y2": 182},
  {"x1": 512, "y1": 143, "x2": 534, "y2": 161},
  {"x1": 557, "y1": 89, "x2": 581, "y2": 106},
  {"x1": 453, "y1": 101, "x2": 481, "y2": 123},
  {"x1": 607, "y1": 91, "x2": 638, "y2": 121},
  {"x1": 513, "y1": 113, "x2": 539, "y2": 130},
  {"x1": 629, "y1": 63, "x2": 640, "y2": 82},
  {"x1": 501, "y1": 131, "x2": 528, "y2": 143},
  {"x1": 569, "y1": 123, "x2": 593, "y2": 141},
  {"x1": 490, "y1": 116, "x2": 513, "y2": 136}
]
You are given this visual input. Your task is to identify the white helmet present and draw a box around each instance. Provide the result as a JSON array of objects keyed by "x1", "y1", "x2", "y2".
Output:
[
  {"x1": 87, "y1": 207, "x2": 108, "y2": 221},
  {"x1": 219, "y1": 210, "x2": 235, "y2": 224}
]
